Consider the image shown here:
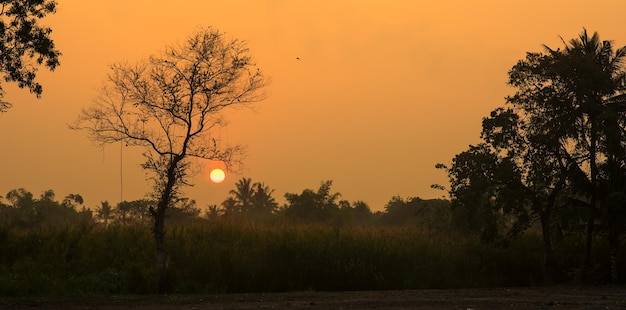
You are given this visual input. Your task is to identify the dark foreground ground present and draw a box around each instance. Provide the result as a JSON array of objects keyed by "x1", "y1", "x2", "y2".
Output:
[{"x1": 2, "y1": 287, "x2": 626, "y2": 310}]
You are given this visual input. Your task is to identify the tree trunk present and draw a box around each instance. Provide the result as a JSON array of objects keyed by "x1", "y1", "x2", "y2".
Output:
[
  {"x1": 609, "y1": 235, "x2": 619, "y2": 284},
  {"x1": 154, "y1": 200, "x2": 168, "y2": 294},
  {"x1": 608, "y1": 221, "x2": 620, "y2": 284},
  {"x1": 152, "y1": 158, "x2": 180, "y2": 294},
  {"x1": 540, "y1": 212, "x2": 555, "y2": 285},
  {"x1": 578, "y1": 120, "x2": 598, "y2": 284}
]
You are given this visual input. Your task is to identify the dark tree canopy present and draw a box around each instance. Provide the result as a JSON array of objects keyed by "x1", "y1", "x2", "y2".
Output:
[
  {"x1": 0, "y1": 0, "x2": 61, "y2": 112},
  {"x1": 441, "y1": 28, "x2": 626, "y2": 284}
]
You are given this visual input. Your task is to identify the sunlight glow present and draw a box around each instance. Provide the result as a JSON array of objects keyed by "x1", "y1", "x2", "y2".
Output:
[{"x1": 209, "y1": 168, "x2": 226, "y2": 183}]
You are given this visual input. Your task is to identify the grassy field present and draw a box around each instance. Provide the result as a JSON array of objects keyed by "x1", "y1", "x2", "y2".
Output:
[{"x1": 0, "y1": 221, "x2": 614, "y2": 296}]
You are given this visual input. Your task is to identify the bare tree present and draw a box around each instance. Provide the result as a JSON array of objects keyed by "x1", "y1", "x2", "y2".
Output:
[{"x1": 71, "y1": 27, "x2": 267, "y2": 293}]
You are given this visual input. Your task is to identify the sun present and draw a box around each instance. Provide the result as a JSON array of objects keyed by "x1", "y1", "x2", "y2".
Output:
[{"x1": 209, "y1": 168, "x2": 226, "y2": 183}]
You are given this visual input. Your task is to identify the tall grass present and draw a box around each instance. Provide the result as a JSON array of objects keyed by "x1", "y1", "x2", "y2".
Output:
[{"x1": 0, "y1": 221, "x2": 611, "y2": 296}]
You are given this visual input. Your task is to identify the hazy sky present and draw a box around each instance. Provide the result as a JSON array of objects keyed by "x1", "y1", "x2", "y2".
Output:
[{"x1": 1, "y1": 1, "x2": 625, "y2": 211}]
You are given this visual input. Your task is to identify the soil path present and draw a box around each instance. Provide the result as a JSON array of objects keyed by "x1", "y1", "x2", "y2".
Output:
[{"x1": 2, "y1": 287, "x2": 626, "y2": 309}]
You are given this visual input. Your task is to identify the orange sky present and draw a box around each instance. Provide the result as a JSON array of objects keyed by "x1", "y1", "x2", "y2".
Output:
[{"x1": 1, "y1": 1, "x2": 625, "y2": 211}]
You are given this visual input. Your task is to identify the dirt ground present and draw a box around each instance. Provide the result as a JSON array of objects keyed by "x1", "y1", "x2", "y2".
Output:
[{"x1": 2, "y1": 286, "x2": 626, "y2": 310}]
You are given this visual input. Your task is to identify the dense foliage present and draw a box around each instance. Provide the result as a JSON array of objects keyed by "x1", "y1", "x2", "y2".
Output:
[
  {"x1": 0, "y1": 0, "x2": 61, "y2": 112},
  {"x1": 438, "y1": 29, "x2": 626, "y2": 284}
]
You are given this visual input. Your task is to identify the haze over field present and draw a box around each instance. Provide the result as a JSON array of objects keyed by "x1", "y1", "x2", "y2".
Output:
[{"x1": 1, "y1": 1, "x2": 625, "y2": 210}]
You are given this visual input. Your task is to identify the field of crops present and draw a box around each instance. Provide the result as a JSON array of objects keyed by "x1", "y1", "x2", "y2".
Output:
[{"x1": 1, "y1": 220, "x2": 598, "y2": 296}]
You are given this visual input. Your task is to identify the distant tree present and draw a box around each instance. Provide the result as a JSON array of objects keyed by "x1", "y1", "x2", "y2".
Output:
[
  {"x1": 6, "y1": 188, "x2": 39, "y2": 224},
  {"x1": 229, "y1": 178, "x2": 254, "y2": 213},
  {"x1": 332, "y1": 200, "x2": 373, "y2": 226},
  {"x1": 61, "y1": 193, "x2": 84, "y2": 210},
  {"x1": 220, "y1": 197, "x2": 239, "y2": 219},
  {"x1": 71, "y1": 27, "x2": 267, "y2": 293},
  {"x1": 5, "y1": 188, "x2": 34, "y2": 208},
  {"x1": 167, "y1": 197, "x2": 201, "y2": 223},
  {"x1": 250, "y1": 182, "x2": 278, "y2": 219},
  {"x1": 36, "y1": 189, "x2": 58, "y2": 222},
  {"x1": 352, "y1": 200, "x2": 370, "y2": 213},
  {"x1": 381, "y1": 196, "x2": 450, "y2": 230},
  {"x1": 0, "y1": 0, "x2": 61, "y2": 112},
  {"x1": 2, "y1": 188, "x2": 91, "y2": 227},
  {"x1": 282, "y1": 180, "x2": 342, "y2": 223},
  {"x1": 351, "y1": 200, "x2": 373, "y2": 224},
  {"x1": 224, "y1": 178, "x2": 278, "y2": 221},
  {"x1": 204, "y1": 204, "x2": 222, "y2": 221},
  {"x1": 115, "y1": 199, "x2": 152, "y2": 225},
  {"x1": 95, "y1": 201, "x2": 112, "y2": 227}
]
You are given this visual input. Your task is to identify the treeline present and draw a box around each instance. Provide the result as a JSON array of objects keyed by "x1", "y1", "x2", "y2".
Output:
[
  {"x1": 0, "y1": 179, "x2": 621, "y2": 295},
  {"x1": 0, "y1": 180, "x2": 451, "y2": 230}
]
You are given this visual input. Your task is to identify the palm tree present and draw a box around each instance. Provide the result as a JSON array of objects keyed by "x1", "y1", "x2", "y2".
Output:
[
  {"x1": 251, "y1": 182, "x2": 278, "y2": 218},
  {"x1": 554, "y1": 29, "x2": 626, "y2": 282},
  {"x1": 510, "y1": 28, "x2": 626, "y2": 282},
  {"x1": 204, "y1": 204, "x2": 222, "y2": 220},
  {"x1": 220, "y1": 197, "x2": 239, "y2": 219},
  {"x1": 229, "y1": 178, "x2": 255, "y2": 214}
]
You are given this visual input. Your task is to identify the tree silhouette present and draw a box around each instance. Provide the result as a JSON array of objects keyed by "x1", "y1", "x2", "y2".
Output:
[
  {"x1": 2, "y1": 188, "x2": 92, "y2": 227},
  {"x1": 61, "y1": 193, "x2": 84, "y2": 211},
  {"x1": 508, "y1": 28, "x2": 626, "y2": 282},
  {"x1": 283, "y1": 180, "x2": 342, "y2": 223},
  {"x1": 204, "y1": 204, "x2": 222, "y2": 221},
  {"x1": 225, "y1": 178, "x2": 278, "y2": 221},
  {"x1": 71, "y1": 27, "x2": 267, "y2": 293},
  {"x1": 0, "y1": 0, "x2": 61, "y2": 112},
  {"x1": 250, "y1": 182, "x2": 278, "y2": 220},
  {"x1": 229, "y1": 177, "x2": 254, "y2": 214},
  {"x1": 95, "y1": 201, "x2": 112, "y2": 227},
  {"x1": 442, "y1": 105, "x2": 570, "y2": 284},
  {"x1": 220, "y1": 196, "x2": 239, "y2": 219}
]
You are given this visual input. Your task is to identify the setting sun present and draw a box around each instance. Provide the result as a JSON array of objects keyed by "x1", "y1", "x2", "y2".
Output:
[{"x1": 209, "y1": 168, "x2": 226, "y2": 183}]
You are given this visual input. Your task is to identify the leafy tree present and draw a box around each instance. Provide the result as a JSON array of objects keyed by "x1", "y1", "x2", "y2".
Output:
[
  {"x1": 220, "y1": 196, "x2": 238, "y2": 219},
  {"x1": 5, "y1": 188, "x2": 35, "y2": 224},
  {"x1": 2, "y1": 188, "x2": 92, "y2": 227},
  {"x1": 95, "y1": 201, "x2": 112, "y2": 227},
  {"x1": 224, "y1": 178, "x2": 278, "y2": 221},
  {"x1": 167, "y1": 197, "x2": 201, "y2": 224},
  {"x1": 352, "y1": 200, "x2": 370, "y2": 214},
  {"x1": 381, "y1": 196, "x2": 450, "y2": 230},
  {"x1": 115, "y1": 199, "x2": 152, "y2": 225},
  {"x1": 229, "y1": 177, "x2": 254, "y2": 214},
  {"x1": 440, "y1": 143, "x2": 514, "y2": 239},
  {"x1": 250, "y1": 182, "x2": 278, "y2": 218},
  {"x1": 204, "y1": 204, "x2": 222, "y2": 221},
  {"x1": 347, "y1": 200, "x2": 373, "y2": 225},
  {"x1": 61, "y1": 193, "x2": 84, "y2": 210},
  {"x1": 282, "y1": 180, "x2": 342, "y2": 223},
  {"x1": 5, "y1": 188, "x2": 34, "y2": 208},
  {"x1": 0, "y1": 0, "x2": 61, "y2": 112},
  {"x1": 483, "y1": 107, "x2": 568, "y2": 284},
  {"x1": 71, "y1": 27, "x2": 266, "y2": 293},
  {"x1": 507, "y1": 28, "x2": 626, "y2": 282}
]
